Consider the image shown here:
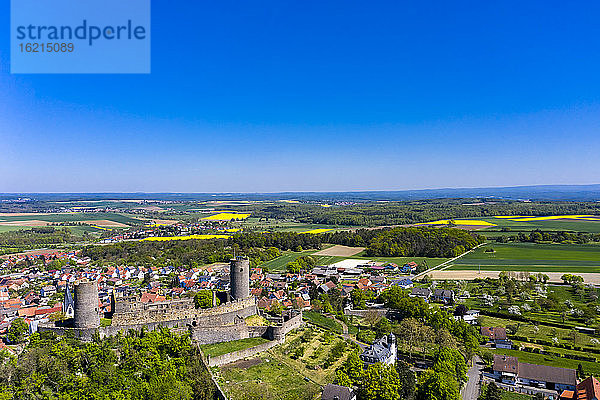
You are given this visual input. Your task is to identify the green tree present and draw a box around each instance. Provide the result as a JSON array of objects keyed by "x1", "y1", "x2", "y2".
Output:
[
  {"x1": 360, "y1": 363, "x2": 403, "y2": 400},
  {"x1": 483, "y1": 382, "x2": 502, "y2": 400},
  {"x1": 193, "y1": 290, "x2": 214, "y2": 308},
  {"x1": 7, "y1": 318, "x2": 28, "y2": 343},
  {"x1": 432, "y1": 348, "x2": 468, "y2": 387},
  {"x1": 396, "y1": 361, "x2": 416, "y2": 400},
  {"x1": 416, "y1": 369, "x2": 460, "y2": 400}
]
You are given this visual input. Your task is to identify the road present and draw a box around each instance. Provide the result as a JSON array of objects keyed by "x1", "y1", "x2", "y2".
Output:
[
  {"x1": 328, "y1": 315, "x2": 368, "y2": 350},
  {"x1": 462, "y1": 356, "x2": 484, "y2": 400},
  {"x1": 413, "y1": 243, "x2": 486, "y2": 279}
]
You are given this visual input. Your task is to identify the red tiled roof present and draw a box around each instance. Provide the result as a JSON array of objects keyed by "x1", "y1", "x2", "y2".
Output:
[{"x1": 576, "y1": 376, "x2": 600, "y2": 400}]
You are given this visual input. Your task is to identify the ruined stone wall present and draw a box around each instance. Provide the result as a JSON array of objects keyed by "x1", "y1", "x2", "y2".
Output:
[
  {"x1": 111, "y1": 296, "x2": 256, "y2": 326},
  {"x1": 206, "y1": 338, "x2": 284, "y2": 367},
  {"x1": 190, "y1": 321, "x2": 250, "y2": 345}
]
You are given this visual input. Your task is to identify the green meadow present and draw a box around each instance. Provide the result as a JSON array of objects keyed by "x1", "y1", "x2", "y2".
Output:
[{"x1": 449, "y1": 242, "x2": 600, "y2": 272}]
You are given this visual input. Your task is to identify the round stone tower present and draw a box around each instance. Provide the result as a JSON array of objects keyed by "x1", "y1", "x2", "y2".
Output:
[
  {"x1": 230, "y1": 257, "x2": 250, "y2": 300},
  {"x1": 73, "y1": 281, "x2": 100, "y2": 328}
]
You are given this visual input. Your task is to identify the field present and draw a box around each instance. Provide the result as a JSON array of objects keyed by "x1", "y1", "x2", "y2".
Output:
[
  {"x1": 259, "y1": 249, "x2": 318, "y2": 271},
  {"x1": 235, "y1": 217, "x2": 351, "y2": 233},
  {"x1": 312, "y1": 245, "x2": 365, "y2": 257},
  {"x1": 140, "y1": 234, "x2": 230, "y2": 241},
  {"x1": 479, "y1": 216, "x2": 600, "y2": 233},
  {"x1": 448, "y1": 242, "x2": 600, "y2": 273},
  {"x1": 260, "y1": 247, "x2": 448, "y2": 271},
  {"x1": 200, "y1": 337, "x2": 270, "y2": 357},
  {"x1": 201, "y1": 212, "x2": 251, "y2": 221},
  {"x1": 0, "y1": 212, "x2": 144, "y2": 233},
  {"x1": 218, "y1": 327, "x2": 353, "y2": 400}
]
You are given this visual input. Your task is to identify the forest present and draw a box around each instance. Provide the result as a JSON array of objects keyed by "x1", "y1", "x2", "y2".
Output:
[
  {"x1": 81, "y1": 239, "x2": 281, "y2": 267},
  {"x1": 235, "y1": 199, "x2": 600, "y2": 226},
  {"x1": 0, "y1": 329, "x2": 216, "y2": 400},
  {"x1": 0, "y1": 228, "x2": 78, "y2": 248},
  {"x1": 80, "y1": 226, "x2": 482, "y2": 266},
  {"x1": 230, "y1": 227, "x2": 483, "y2": 258},
  {"x1": 490, "y1": 229, "x2": 600, "y2": 244}
]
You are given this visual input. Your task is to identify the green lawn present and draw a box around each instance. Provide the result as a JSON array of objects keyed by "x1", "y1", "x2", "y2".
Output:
[
  {"x1": 303, "y1": 311, "x2": 343, "y2": 334},
  {"x1": 492, "y1": 347, "x2": 600, "y2": 376},
  {"x1": 449, "y1": 242, "x2": 600, "y2": 272},
  {"x1": 259, "y1": 249, "x2": 317, "y2": 271},
  {"x1": 200, "y1": 337, "x2": 270, "y2": 357},
  {"x1": 501, "y1": 391, "x2": 533, "y2": 400}
]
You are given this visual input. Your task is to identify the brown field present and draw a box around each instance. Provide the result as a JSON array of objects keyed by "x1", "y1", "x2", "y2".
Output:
[
  {"x1": 0, "y1": 249, "x2": 65, "y2": 259},
  {"x1": 0, "y1": 220, "x2": 52, "y2": 226},
  {"x1": 147, "y1": 219, "x2": 179, "y2": 225},
  {"x1": 312, "y1": 245, "x2": 365, "y2": 257},
  {"x1": 80, "y1": 220, "x2": 129, "y2": 227},
  {"x1": 136, "y1": 206, "x2": 166, "y2": 212},
  {"x1": 0, "y1": 212, "x2": 59, "y2": 217},
  {"x1": 428, "y1": 270, "x2": 600, "y2": 284}
]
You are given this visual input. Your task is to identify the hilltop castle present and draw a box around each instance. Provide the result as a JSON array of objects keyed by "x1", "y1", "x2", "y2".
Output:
[{"x1": 40, "y1": 257, "x2": 302, "y2": 344}]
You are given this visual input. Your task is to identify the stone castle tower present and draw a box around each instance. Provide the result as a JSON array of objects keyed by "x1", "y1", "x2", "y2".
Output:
[
  {"x1": 229, "y1": 257, "x2": 250, "y2": 300},
  {"x1": 73, "y1": 281, "x2": 100, "y2": 328}
]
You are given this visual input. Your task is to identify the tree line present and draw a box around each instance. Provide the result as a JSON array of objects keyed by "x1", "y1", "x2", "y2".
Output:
[
  {"x1": 491, "y1": 229, "x2": 600, "y2": 244},
  {"x1": 81, "y1": 240, "x2": 281, "y2": 267},
  {"x1": 233, "y1": 199, "x2": 600, "y2": 227},
  {"x1": 0, "y1": 329, "x2": 216, "y2": 399},
  {"x1": 0, "y1": 227, "x2": 78, "y2": 247}
]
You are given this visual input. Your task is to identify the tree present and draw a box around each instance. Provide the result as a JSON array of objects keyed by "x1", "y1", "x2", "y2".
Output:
[
  {"x1": 453, "y1": 304, "x2": 468, "y2": 317},
  {"x1": 193, "y1": 290, "x2": 214, "y2": 308},
  {"x1": 396, "y1": 361, "x2": 416, "y2": 400},
  {"x1": 7, "y1": 318, "x2": 28, "y2": 343},
  {"x1": 483, "y1": 382, "x2": 502, "y2": 400},
  {"x1": 432, "y1": 348, "x2": 468, "y2": 387},
  {"x1": 351, "y1": 288, "x2": 367, "y2": 309},
  {"x1": 360, "y1": 363, "x2": 403, "y2": 400},
  {"x1": 577, "y1": 363, "x2": 586, "y2": 379},
  {"x1": 374, "y1": 317, "x2": 392, "y2": 337},
  {"x1": 416, "y1": 369, "x2": 460, "y2": 400},
  {"x1": 339, "y1": 350, "x2": 364, "y2": 386},
  {"x1": 481, "y1": 350, "x2": 494, "y2": 367}
]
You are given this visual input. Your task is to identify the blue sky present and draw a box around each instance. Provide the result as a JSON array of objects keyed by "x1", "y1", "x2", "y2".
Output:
[{"x1": 1, "y1": 1, "x2": 599, "y2": 192}]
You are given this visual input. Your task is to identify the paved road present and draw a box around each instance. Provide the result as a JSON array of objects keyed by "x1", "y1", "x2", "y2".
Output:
[{"x1": 462, "y1": 356, "x2": 484, "y2": 400}]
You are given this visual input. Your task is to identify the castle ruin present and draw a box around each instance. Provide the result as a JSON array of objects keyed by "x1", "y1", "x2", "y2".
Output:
[{"x1": 40, "y1": 257, "x2": 302, "y2": 344}]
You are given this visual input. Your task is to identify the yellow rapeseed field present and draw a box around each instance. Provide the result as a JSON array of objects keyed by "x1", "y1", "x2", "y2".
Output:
[
  {"x1": 201, "y1": 213, "x2": 251, "y2": 221},
  {"x1": 141, "y1": 234, "x2": 230, "y2": 242},
  {"x1": 494, "y1": 215, "x2": 598, "y2": 221},
  {"x1": 420, "y1": 219, "x2": 496, "y2": 226},
  {"x1": 301, "y1": 228, "x2": 333, "y2": 234}
]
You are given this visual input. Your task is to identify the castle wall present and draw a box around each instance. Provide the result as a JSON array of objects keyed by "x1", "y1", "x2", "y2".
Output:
[
  {"x1": 206, "y1": 338, "x2": 284, "y2": 367},
  {"x1": 111, "y1": 296, "x2": 256, "y2": 326}
]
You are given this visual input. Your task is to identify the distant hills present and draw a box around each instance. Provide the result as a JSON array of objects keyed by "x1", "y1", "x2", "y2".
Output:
[{"x1": 1, "y1": 184, "x2": 599, "y2": 202}]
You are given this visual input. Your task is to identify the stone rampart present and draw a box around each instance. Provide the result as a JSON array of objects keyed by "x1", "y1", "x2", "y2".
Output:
[
  {"x1": 111, "y1": 296, "x2": 256, "y2": 326},
  {"x1": 207, "y1": 338, "x2": 284, "y2": 367}
]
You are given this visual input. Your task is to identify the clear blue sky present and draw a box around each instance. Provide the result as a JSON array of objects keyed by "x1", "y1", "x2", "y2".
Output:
[{"x1": 1, "y1": 1, "x2": 599, "y2": 192}]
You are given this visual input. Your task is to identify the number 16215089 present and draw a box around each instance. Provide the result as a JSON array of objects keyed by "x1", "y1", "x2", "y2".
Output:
[{"x1": 19, "y1": 43, "x2": 74, "y2": 52}]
